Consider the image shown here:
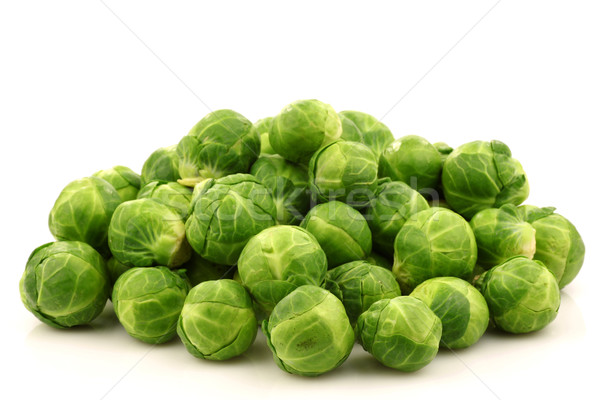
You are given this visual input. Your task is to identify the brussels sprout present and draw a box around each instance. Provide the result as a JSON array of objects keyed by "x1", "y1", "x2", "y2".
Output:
[
  {"x1": 250, "y1": 155, "x2": 310, "y2": 224},
  {"x1": 185, "y1": 174, "x2": 277, "y2": 265},
  {"x1": 108, "y1": 198, "x2": 192, "y2": 268},
  {"x1": 364, "y1": 252, "x2": 393, "y2": 270},
  {"x1": 177, "y1": 109, "x2": 259, "y2": 186},
  {"x1": 365, "y1": 180, "x2": 429, "y2": 257},
  {"x1": 262, "y1": 285, "x2": 354, "y2": 376},
  {"x1": 112, "y1": 267, "x2": 189, "y2": 344},
  {"x1": 300, "y1": 201, "x2": 372, "y2": 268},
  {"x1": 308, "y1": 140, "x2": 378, "y2": 208},
  {"x1": 393, "y1": 207, "x2": 477, "y2": 293},
  {"x1": 270, "y1": 99, "x2": 342, "y2": 163},
  {"x1": 338, "y1": 113, "x2": 364, "y2": 142},
  {"x1": 338, "y1": 110, "x2": 394, "y2": 158},
  {"x1": 137, "y1": 181, "x2": 193, "y2": 220},
  {"x1": 324, "y1": 261, "x2": 401, "y2": 325},
  {"x1": 476, "y1": 256, "x2": 560, "y2": 334},
  {"x1": 177, "y1": 279, "x2": 257, "y2": 360},
  {"x1": 251, "y1": 117, "x2": 275, "y2": 155},
  {"x1": 93, "y1": 166, "x2": 141, "y2": 202},
  {"x1": 19, "y1": 241, "x2": 110, "y2": 328},
  {"x1": 48, "y1": 176, "x2": 121, "y2": 255},
  {"x1": 442, "y1": 140, "x2": 529, "y2": 219},
  {"x1": 470, "y1": 204, "x2": 536, "y2": 269},
  {"x1": 356, "y1": 296, "x2": 442, "y2": 372},
  {"x1": 237, "y1": 225, "x2": 327, "y2": 313},
  {"x1": 410, "y1": 277, "x2": 489, "y2": 349},
  {"x1": 106, "y1": 257, "x2": 132, "y2": 286},
  {"x1": 181, "y1": 252, "x2": 234, "y2": 287},
  {"x1": 379, "y1": 135, "x2": 443, "y2": 194},
  {"x1": 141, "y1": 145, "x2": 181, "y2": 186},
  {"x1": 518, "y1": 205, "x2": 585, "y2": 288},
  {"x1": 433, "y1": 142, "x2": 453, "y2": 164}
]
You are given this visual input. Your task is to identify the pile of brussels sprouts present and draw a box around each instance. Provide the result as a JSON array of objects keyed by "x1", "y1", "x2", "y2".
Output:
[{"x1": 20, "y1": 99, "x2": 585, "y2": 376}]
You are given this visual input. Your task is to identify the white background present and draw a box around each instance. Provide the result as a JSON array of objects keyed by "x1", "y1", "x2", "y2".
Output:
[{"x1": 1, "y1": 1, "x2": 599, "y2": 399}]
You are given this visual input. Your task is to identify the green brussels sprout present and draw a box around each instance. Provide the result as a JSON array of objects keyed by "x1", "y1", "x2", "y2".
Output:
[
  {"x1": 48, "y1": 176, "x2": 121, "y2": 255},
  {"x1": 393, "y1": 207, "x2": 477, "y2": 293},
  {"x1": 338, "y1": 113, "x2": 364, "y2": 142},
  {"x1": 476, "y1": 256, "x2": 560, "y2": 334},
  {"x1": 238, "y1": 225, "x2": 327, "y2": 313},
  {"x1": 308, "y1": 140, "x2": 379, "y2": 208},
  {"x1": 364, "y1": 252, "x2": 393, "y2": 270},
  {"x1": 365, "y1": 180, "x2": 429, "y2": 257},
  {"x1": 410, "y1": 277, "x2": 489, "y2": 349},
  {"x1": 379, "y1": 135, "x2": 443, "y2": 194},
  {"x1": 19, "y1": 241, "x2": 110, "y2": 328},
  {"x1": 433, "y1": 142, "x2": 453, "y2": 164},
  {"x1": 270, "y1": 99, "x2": 342, "y2": 163},
  {"x1": 442, "y1": 140, "x2": 530, "y2": 219},
  {"x1": 356, "y1": 296, "x2": 442, "y2": 372},
  {"x1": 262, "y1": 285, "x2": 354, "y2": 376},
  {"x1": 338, "y1": 110, "x2": 394, "y2": 158},
  {"x1": 93, "y1": 166, "x2": 141, "y2": 202},
  {"x1": 324, "y1": 261, "x2": 401, "y2": 325},
  {"x1": 112, "y1": 267, "x2": 189, "y2": 343},
  {"x1": 137, "y1": 180, "x2": 193, "y2": 220},
  {"x1": 251, "y1": 117, "x2": 275, "y2": 155},
  {"x1": 518, "y1": 205, "x2": 585, "y2": 288},
  {"x1": 106, "y1": 257, "x2": 132, "y2": 286},
  {"x1": 177, "y1": 109, "x2": 259, "y2": 186},
  {"x1": 250, "y1": 155, "x2": 310, "y2": 224},
  {"x1": 141, "y1": 145, "x2": 181, "y2": 186},
  {"x1": 185, "y1": 174, "x2": 277, "y2": 265},
  {"x1": 300, "y1": 201, "x2": 372, "y2": 268},
  {"x1": 108, "y1": 198, "x2": 192, "y2": 268},
  {"x1": 470, "y1": 204, "x2": 536, "y2": 269},
  {"x1": 177, "y1": 279, "x2": 257, "y2": 360},
  {"x1": 181, "y1": 252, "x2": 234, "y2": 287}
]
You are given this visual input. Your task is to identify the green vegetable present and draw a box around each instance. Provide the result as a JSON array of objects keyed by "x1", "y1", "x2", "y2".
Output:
[
  {"x1": 185, "y1": 174, "x2": 277, "y2": 265},
  {"x1": 137, "y1": 180, "x2": 193, "y2": 220},
  {"x1": 365, "y1": 180, "x2": 429, "y2": 257},
  {"x1": 338, "y1": 113, "x2": 364, "y2": 142},
  {"x1": 177, "y1": 109, "x2": 259, "y2": 186},
  {"x1": 177, "y1": 279, "x2": 257, "y2": 360},
  {"x1": 237, "y1": 225, "x2": 327, "y2": 314},
  {"x1": 181, "y1": 252, "x2": 234, "y2": 287},
  {"x1": 106, "y1": 257, "x2": 132, "y2": 286},
  {"x1": 141, "y1": 145, "x2": 181, "y2": 186},
  {"x1": 324, "y1": 261, "x2": 401, "y2": 325},
  {"x1": 270, "y1": 99, "x2": 342, "y2": 163},
  {"x1": 338, "y1": 110, "x2": 394, "y2": 158},
  {"x1": 470, "y1": 204, "x2": 536, "y2": 269},
  {"x1": 20, "y1": 241, "x2": 110, "y2": 328},
  {"x1": 364, "y1": 252, "x2": 393, "y2": 270},
  {"x1": 300, "y1": 201, "x2": 372, "y2": 268},
  {"x1": 356, "y1": 296, "x2": 442, "y2": 372},
  {"x1": 262, "y1": 285, "x2": 354, "y2": 376},
  {"x1": 108, "y1": 198, "x2": 191, "y2": 268},
  {"x1": 379, "y1": 135, "x2": 443, "y2": 194},
  {"x1": 410, "y1": 277, "x2": 489, "y2": 349},
  {"x1": 48, "y1": 176, "x2": 121, "y2": 255},
  {"x1": 308, "y1": 140, "x2": 378, "y2": 208},
  {"x1": 250, "y1": 155, "x2": 309, "y2": 224},
  {"x1": 251, "y1": 117, "x2": 275, "y2": 155},
  {"x1": 442, "y1": 140, "x2": 529, "y2": 219},
  {"x1": 518, "y1": 206, "x2": 585, "y2": 288},
  {"x1": 476, "y1": 256, "x2": 560, "y2": 333},
  {"x1": 93, "y1": 166, "x2": 141, "y2": 202},
  {"x1": 112, "y1": 267, "x2": 189, "y2": 344},
  {"x1": 393, "y1": 207, "x2": 477, "y2": 293}
]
